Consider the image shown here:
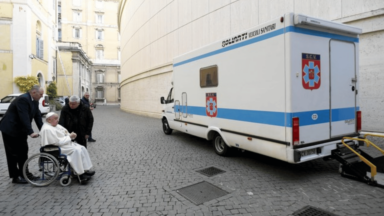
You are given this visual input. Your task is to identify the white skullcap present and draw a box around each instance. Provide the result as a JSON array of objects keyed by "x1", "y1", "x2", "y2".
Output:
[{"x1": 46, "y1": 112, "x2": 57, "y2": 120}]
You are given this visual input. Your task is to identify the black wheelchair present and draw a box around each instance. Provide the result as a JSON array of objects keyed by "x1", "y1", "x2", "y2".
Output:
[{"x1": 22, "y1": 145, "x2": 86, "y2": 186}]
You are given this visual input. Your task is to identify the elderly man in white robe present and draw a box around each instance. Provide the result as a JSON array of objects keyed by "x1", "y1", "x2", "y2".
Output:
[{"x1": 40, "y1": 112, "x2": 95, "y2": 181}]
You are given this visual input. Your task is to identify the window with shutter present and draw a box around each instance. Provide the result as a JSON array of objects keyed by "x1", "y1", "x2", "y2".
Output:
[
  {"x1": 97, "y1": 73, "x2": 104, "y2": 83},
  {"x1": 74, "y1": 29, "x2": 80, "y2": 38},
  {"x1": 39, "y1": 40, "x2": 44, "y2": 59},
  {"x1": 97, "y1": 30, "x2": 102, "y2": 40},
  {"x1": 58, "y1": 29, "x2": 62, "y2": 41},
  {"x1": 97, "y1": 90, "x2": 104, "y2": 99},
  {"x1": 36, "y1": 37, "x2": 40, "y2": 57},
  {"x1": 97, "y1": 14, "x2": 103, "y2": 24},
  {"x1": 96, "y1": 49, "x2": 104, "y2": 60},
  {"x1": 73, "y1": 12, "x2": 81, "y2": 22}
]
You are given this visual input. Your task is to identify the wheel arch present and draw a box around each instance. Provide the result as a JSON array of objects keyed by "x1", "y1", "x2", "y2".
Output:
[{"x1": 206, "y1": 127, "x2": 231, "y2": 146}]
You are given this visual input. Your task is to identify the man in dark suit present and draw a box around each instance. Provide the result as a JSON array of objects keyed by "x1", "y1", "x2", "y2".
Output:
[
  {"x1": 65, "y1": 96, "x2": 69, "y2": 106},
  {"x1": 0, "y1": 85, "x2": 44, "y2": 184},
  {"x1": 81, "y1": 92, "x2": 96, "y2": 142}
]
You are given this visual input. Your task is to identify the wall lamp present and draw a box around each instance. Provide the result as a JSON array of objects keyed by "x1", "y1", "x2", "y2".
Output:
[{"x1": 29, "y1": 54, "x2": 36, "y2": 59}]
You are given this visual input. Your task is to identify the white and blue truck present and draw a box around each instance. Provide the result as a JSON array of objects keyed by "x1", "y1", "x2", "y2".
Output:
[{"x1": 160, "y1": 13, "x2": 363, "y2": 164}]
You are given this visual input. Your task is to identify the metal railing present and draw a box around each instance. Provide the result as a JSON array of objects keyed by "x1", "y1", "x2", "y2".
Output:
[
  {"x1": 341, "y1": 134, "x2": 384, "y2": 181},
  {"x1": 361, "y1": 133, "x2": 384, "y2": 155}
]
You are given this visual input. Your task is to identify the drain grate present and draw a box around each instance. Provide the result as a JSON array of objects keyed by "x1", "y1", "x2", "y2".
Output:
[
  {"x1": 196, "y1": 166, "x2": 225, "y2": 177},
  {"x1": 292, "y1": 206, "x2": 339, "y2": 216},
  {"x1": 177, "y1": 181, "x2": 228, "y2": 205}
]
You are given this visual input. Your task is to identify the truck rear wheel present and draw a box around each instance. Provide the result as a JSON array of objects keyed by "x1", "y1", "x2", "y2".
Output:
[
  {"x1": 213, "y1": 134, "x2": 230, "y2": 156},
  {"x1": 162, "y1": 118, "x2": 173, "y2": 135}
]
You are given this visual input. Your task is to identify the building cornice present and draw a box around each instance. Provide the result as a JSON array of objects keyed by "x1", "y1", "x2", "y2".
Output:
[
  {"x1": 91, "y1": 59, "x2": 120, "y2": 66},
  {"x1": 33, "y1": 57, "x2": 48, "y2": 64},
  {"x1": 0, "y1": 18, "x2": 12, "y2": 24},
  {"x1": 60, "y1": 20, "x2": 118, "y2": 29},
  {"x1": 92, "y1": 82, "x2": 120, "y2": 85},
  {"x1": 0, "y1": 50, "x2": 13, "y2": 53},
  {"x1": 57, "y1": 42, "x2": 92, "y2": 65}
]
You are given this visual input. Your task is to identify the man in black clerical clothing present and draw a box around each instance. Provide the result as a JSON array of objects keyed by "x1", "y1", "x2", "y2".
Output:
[{"x1": 59, "y1": 95, "x2": 93, "y2": 148}]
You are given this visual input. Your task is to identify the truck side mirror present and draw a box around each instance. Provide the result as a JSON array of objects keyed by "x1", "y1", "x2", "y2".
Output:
[{"x1": 160, "y1": 96, "x2": 165, "y2": 104}]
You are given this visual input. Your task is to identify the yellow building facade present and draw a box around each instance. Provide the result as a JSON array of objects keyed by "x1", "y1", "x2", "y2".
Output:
[
  {"x1": 58, "y1": 0, "x2": 120, "y2": 104},
  {"x1": 0, "y1": 0, "x2": 58, "y2": 98}
]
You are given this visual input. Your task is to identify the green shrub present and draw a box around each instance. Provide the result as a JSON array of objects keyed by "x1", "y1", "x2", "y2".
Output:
[{"x1": 47, "y1": 82, "x2": 57, "y2": 99}]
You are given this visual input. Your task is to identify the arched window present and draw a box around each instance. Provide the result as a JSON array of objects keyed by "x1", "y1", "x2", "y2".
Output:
[
  {"x1": 36, "y1": 21, "x2": 41, "y2": 35},
  {"x1": 37, "y1": 73, "x2": 45, "y2": 88}
]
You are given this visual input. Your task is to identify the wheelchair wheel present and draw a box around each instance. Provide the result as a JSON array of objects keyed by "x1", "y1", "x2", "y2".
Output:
[
  {"x1": 60, "y1": 175, "x2": 71, "y2": 187},
  {"x1": 23, "y1": 153, "x2": 60, "y2": 187}
]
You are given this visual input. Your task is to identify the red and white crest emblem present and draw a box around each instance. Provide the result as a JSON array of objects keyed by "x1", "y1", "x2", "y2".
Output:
[
  {"x1": 302, "y1": 53, "x2": 321, "y2": 90},
  {"x1": 206, "y1": 93, "x2": 217, "y2": 117}
]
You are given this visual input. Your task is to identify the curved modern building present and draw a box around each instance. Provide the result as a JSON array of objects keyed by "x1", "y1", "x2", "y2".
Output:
[{"x1": 118, "y1": 0, "x2": 384, "y2": 131}]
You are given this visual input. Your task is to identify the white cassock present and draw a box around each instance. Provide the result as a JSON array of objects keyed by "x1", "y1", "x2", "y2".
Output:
[{"x1": 39, "y1": 123, "x2": 93, "y2": 175}]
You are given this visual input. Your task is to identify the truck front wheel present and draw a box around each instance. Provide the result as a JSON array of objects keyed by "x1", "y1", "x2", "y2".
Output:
[
  {"x1": 213, "y1": 134, "x2": 230, "y2": 156},
  {"x1": 162, "y1": 118, "x2": 173, "y2": 135}
]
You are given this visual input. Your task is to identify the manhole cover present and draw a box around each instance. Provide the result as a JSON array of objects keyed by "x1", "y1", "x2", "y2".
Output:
[
  {"x1": 196, "y1": 167, "x2": 225, "y2": 177},
  {"x1": 292, "y1": 205, "x2": 339, "y2": 216},
  {"x1": 177, "y1": 181, "x2": 228, "y2": 205}
]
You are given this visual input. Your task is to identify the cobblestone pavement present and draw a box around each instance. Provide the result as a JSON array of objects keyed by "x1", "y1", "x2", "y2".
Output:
[{"x1": 0, "y1": 106, "x2": 383, "y2": 216}]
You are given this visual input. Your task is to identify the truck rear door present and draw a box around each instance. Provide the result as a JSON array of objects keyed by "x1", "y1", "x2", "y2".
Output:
[{"x1": 330, "y1": 40, "x2": 357, "y2": 137}]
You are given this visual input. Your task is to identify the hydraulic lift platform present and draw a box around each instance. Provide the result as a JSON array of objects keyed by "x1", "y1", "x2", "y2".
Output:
[{"x1": 331, "y1": 133, "x2": 384, "y2": 187}]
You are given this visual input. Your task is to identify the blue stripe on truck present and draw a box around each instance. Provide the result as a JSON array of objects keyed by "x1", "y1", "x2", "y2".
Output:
[
  {"x1": 174, "y1": 106, "x2": 359, "y2": 128},
  {"x1": 174, "y1": 26, "x2": 359, "y2": 67}
]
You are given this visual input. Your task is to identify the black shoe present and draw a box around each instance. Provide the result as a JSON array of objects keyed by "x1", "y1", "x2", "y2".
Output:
[
  {"x1": 12, "y1": 176, "x2": 28, "y2": 184},
  {"x1": 84, "y1": 170, "x2": 95, "y2": 177},
  {"x1": 79, "y1": 174, "x2": 89, "y2": 181},
  {"x1": 88, "y1": 138, "x2": 96, "y2": 142}
]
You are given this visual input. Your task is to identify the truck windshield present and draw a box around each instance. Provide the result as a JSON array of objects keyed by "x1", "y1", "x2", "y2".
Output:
[{"x1": 166, "y1": 88, "x2": 174, "y2": 103}]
